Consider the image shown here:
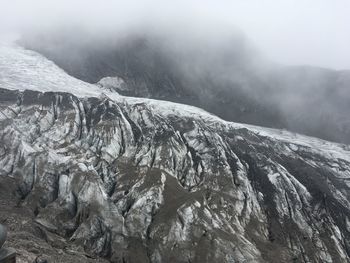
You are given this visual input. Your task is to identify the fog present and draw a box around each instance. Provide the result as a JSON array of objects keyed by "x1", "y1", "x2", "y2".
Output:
[
  {"x1": 1, "y1": 0, "x2": 350, "y2": 144},
  {"x1": 1, "y1": 0, "x2": 350, "y2": 70}
]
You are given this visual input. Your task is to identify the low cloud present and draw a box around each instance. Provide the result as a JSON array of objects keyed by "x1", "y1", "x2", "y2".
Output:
[{"x1": 1, "y1": 0, "x2": 350, "y2": 69}]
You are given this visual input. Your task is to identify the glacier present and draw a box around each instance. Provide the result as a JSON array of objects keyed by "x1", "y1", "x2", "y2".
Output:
[{"x1": 0, "y1": 41, "x2": 350, "y2": 262}]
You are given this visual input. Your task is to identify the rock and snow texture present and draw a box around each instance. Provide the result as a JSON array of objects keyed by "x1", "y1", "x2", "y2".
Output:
[
  {"x1": 0, "y1": 43, "x2": 103, "y2": 97},
  {"x1": 0, "y1": 42, "x2": 350, "y2": 262},
  {"x1": 97, "y1": 76, "x2": 127, "y2": 93},
  {"x1": 22, "y1": 33, "x2": 350, "y2": 144}
]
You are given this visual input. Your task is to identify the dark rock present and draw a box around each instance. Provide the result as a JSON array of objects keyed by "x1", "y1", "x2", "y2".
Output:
[
  {"x1": 0, "y1": 247, "x2": 15, "y2": 263},
  {"x1": 34, "y1": 255, "x2": 48, "y2": 263},
  {"x1": 0, "y1": 87, "x2": 349, "y2": 262},
  {"x1": 0, "y1": 224, "x2": 7, "y2": 249}
]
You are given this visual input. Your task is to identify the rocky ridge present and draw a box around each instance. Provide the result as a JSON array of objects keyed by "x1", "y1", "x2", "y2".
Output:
[
  {"x1": 0, "y1": 43, "x2": 350, "y2": 262},
  {"x1": 22, "y1": 33, "x2": 350, "y2": 144}
]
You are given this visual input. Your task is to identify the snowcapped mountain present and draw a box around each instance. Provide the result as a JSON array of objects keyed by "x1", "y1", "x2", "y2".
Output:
[
  {"x1": 1, "y1": 42, "x2": 350, "y2": 262},
  {"x1": 22, "y1": 33, "x2": 350, "y2": 144}
]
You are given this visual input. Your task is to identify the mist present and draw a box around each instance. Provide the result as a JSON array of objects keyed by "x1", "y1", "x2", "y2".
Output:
[
  {"x1": 1, "y1": 0, "x2": 350, "y2": 70},
  {"x1": 1, "y1": 0, "x2": 350, "y2": 144},
  {"x1": 1, "y1": 2, "x2": 350, "y2": 262}
]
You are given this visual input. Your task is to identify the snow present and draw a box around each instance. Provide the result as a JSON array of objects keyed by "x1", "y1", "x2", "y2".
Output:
[
  {"x1": 97, "y1": 76, "x2": 125, "y2": 92},
  {"x1": 241, "y1": 124, "x2": 350, "y2": 163},
  {"x1": 0, "y1": 42, "x2": 103, "y2": 97},
  {"x1": 1, "y1": 40, "x2": 349, "y2": 261},
  {"x1": 1, "y1": 40, "x2": 349, "y2": 166}
]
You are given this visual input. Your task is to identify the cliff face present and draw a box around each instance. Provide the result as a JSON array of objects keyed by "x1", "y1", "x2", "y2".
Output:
[
  {"x1": 1, "y1": 43, "x2": 350, "y2": 263},
  {"x1": 0, "y1": 89, "x2": 349, "y2": 262}
]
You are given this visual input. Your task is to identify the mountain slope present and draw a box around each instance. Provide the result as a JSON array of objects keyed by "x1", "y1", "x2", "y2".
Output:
[
  {"x1": 21, "y1": 32, "x2": 350, "y2": 144},
  {"x1": 1, "y1": 42, "x2": 350, "y2": 262}
]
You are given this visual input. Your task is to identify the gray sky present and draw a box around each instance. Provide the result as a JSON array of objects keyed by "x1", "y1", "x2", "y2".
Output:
[{"x1": 1, "y1": 0, "x2": 350, "y2": 70}]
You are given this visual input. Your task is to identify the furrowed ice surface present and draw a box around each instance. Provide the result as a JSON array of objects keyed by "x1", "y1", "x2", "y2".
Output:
[{"x1": 0, "y1": 41, "x2": 350, "y2": 262}]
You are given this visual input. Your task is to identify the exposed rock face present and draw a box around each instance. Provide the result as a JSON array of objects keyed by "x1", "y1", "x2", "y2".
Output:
[
  {"x1": 1, "y1": 42, "x2": 350, "y2": 262},
  {"x1": 0, "y1": 86, "x2": 350, "y2": 262},
  {"x1": 97, "y1": 77, "x2": 126, "y2": 93},
  {"x1": 0, "y1": 224, "x2": 7, "y2": 249}
]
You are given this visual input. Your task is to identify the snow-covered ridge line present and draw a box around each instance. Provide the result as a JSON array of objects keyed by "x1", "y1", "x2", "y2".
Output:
[
  {"x1": 0, "y1": 42, "x2": 349, "y2": 162},
  {"x1": 1, "y1": 41, "x2": 350, "y2": 262},
  {"x1": 122, "y1": 96, "x2": 350, "y2": 163},
  {"x1": 0, "y1": 42, "x2": 221, "y2": 120},
  {"x1": 0, "y1": 43, "x2": 102, "y2": 97}
]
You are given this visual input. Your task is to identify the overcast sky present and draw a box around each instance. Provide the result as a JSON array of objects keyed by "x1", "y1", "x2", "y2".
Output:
[{"x1": 1, "y1": 0, "x2": 350, "y2": 70}]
